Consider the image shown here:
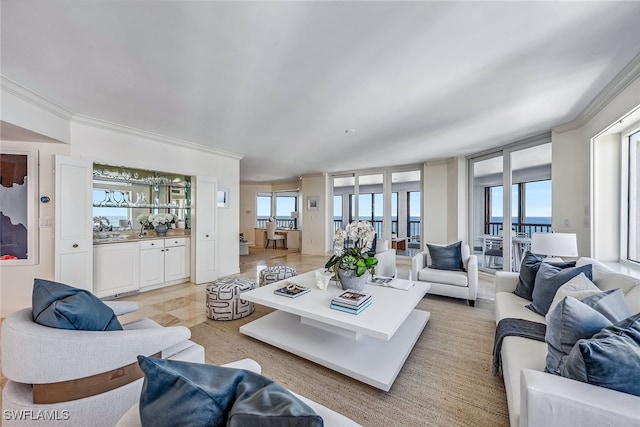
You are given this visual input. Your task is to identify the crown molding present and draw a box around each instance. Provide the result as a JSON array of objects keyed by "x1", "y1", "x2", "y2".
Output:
[
  {"x1": 1, "y1": 75, "x2": 75, "y2": 121},
  {"x1": 554, "y1": 52, "x2": 640, "y2": 134},
  {"x1": 71, "y1": 114, "x2": 244, "y2": 160}
]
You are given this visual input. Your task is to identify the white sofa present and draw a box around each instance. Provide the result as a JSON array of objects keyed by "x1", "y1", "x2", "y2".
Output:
[
  {"x1": 494, "y1": 257, "x2": 640, "y2": 427},
  {"x1": 116, "y1": 358, "x2": 361, "y2": 427},
  {"x1": 411, "y1": 243, "x2": 478, "y2": 306}
]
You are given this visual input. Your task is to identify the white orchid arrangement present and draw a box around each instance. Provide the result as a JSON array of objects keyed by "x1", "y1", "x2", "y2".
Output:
[
  {"x1": 325, "y1": 220, "x2": 378, "y2": 277},
  {"x1": 136, "y1": 213, "x2": 177, "y2": 228}
]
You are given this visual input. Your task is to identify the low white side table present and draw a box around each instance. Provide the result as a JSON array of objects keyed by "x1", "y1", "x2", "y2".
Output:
[{"x1": 239, "y1": 241, "x2": 249, "y2": 255}]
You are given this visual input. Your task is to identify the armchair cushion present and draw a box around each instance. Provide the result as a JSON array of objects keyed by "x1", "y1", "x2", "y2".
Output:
[
  {"x1": 137, "y1": 356, "x2": 323, "y2": 427},
  {"x1": 32, "y1": 278, "x2": 122, "y2": 331},
  {"x1": 426, "y1": 241, "x2": 464, "y2": 271}
]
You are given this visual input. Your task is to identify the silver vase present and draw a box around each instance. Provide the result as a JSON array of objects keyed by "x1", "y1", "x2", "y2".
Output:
[{"x1": 337, "y1": 269, "x2": 370, "y2": 292}]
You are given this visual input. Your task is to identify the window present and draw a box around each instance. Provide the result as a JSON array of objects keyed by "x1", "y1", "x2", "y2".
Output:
[
  {"x1": 256, "y1": 191, "x2": 299, "y2": 228},
  {"x1": 628, "y1": 130, "x2": 640, "y2": 263},
  {"x1": 256, "y1": 193, "x2": 272, "y2": 226}
]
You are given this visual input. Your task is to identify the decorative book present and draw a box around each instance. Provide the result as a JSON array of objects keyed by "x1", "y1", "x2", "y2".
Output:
[
  {"x1": 367, "y1": 276, "x2": 415, "y2": 291},
  {"x1": 330, "y1": 300, "x2": 372, "y2": 315},
  {"x1": 332, "y1": 290, "x2": 371, "y2": 307},
  {"x1": 273, "y1": 283, "x2": 311, "y2": 298}
]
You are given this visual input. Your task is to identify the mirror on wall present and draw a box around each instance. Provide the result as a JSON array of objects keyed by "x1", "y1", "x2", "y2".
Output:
[{"x1": 92, "y1": 163, "x2": 191, "y2": 232}]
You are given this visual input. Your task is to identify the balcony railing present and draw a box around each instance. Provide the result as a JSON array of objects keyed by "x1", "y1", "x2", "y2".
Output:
[
  {"x1": 257, "y1": 218, "x2": 297, "y2": 229},
  {"x1": 486, "y1": 222, "x2": 552, "y2": 237}
]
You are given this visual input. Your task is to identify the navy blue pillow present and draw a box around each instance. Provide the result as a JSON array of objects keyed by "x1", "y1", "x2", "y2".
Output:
[
  {"x1": 527, "y1": 263, "x2": 593, "y2": 316},
  {"x1": 427, "y1": 241, "x2": 464, "y2": 271},
  {"x1": 514, "y1": 251, "x2": 576, "y2": 301},
  {"x1": 561, "y1": 313, "x2": 640, "y2": 397},
  {"x1": 137, "y1": 356, "x2": 323, "y2": 427},
  {"x1": 32, "y1": 278, "x2": 122, "y2": 331}
]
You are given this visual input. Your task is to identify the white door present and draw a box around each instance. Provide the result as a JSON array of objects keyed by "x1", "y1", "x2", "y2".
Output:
[
  {"x1": 55, "y1": 155, "x2": 93, "y2": 290},
  {"x1": 194, "y1": 176, "x2": 217, "y2": 283}
]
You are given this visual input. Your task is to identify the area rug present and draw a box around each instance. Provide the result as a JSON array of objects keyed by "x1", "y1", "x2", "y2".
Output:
[
  {"x1": 239, "y1": 246, "x2": 290, "y2": 265},
  {"x1": 190, "y1": 295, "x2": 509, "y2": 427}
]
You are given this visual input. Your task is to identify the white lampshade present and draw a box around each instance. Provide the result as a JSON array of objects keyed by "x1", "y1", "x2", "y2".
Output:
[{"x1": 531, "y1": 233, "x2": 578, "y2": 257}]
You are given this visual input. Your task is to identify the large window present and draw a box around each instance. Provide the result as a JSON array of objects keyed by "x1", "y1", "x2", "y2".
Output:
[
  {"x1": 331, "y1": 168, "x2": 421, "y2": 255},
  {"x1": 628, "y1": 129, "x2": 640, "y2": 263},
  {"x1": 256, "y1": 191, "x2": 298, "y2": 228}
]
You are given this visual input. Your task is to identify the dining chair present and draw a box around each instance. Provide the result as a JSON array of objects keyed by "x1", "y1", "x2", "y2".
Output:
[{"x1": 265, "y1": 221, "x2": 286, "y2": 249}]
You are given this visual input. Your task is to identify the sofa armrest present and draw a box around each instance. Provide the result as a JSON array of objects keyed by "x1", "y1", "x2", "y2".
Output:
[
  {"x1": 411, "y1": 251, "x2": 427, "y2": 281},
  {"x1": 495, "y1": 271, "x2": 519, "y2": 294},
  {"x1": 104, "y1": 301, "x2": 140, "y2": 316},
  {"x1": 520, "y1": 369, "x2": 640, "y2": 427}
]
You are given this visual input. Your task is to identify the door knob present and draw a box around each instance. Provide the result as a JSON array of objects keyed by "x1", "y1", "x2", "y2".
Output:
[{"x1": 72, "y1": 243, "x2": 79, "y2": 248}]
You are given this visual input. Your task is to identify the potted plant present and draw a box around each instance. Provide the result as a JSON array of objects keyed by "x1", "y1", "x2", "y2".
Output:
[
  {"x1": 325, "y1": 220, "x2": 378, "y2": 291},
  {"x1": 137, "y1": 213, "x2": 177, "y2": 237}
]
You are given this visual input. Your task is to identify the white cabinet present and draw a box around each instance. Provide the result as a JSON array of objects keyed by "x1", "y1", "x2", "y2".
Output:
[
  {"x1": 140, "y1": 238, "x2": 190, "y2": 290},
  {"x1": 93, "y1": 242, "x2": 140, "y2": 298},
  {"x1": 164, "y1": 238, "x2": 188, "y2": 282}
]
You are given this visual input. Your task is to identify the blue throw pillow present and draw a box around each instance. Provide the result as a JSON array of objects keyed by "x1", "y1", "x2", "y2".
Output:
[
  {"x1": 545, "y1": 296, "x2": 612, "y2": 375},
  {"x1": 137, "y1": 356, "x2": 323, "y2": 427},
  {"x1": 514, "y1": 251, "x2": 576, "y2": 301},
  {"x1": 527, "y1": 263, "x2": 593, "y2": 316},
  {"x1": 560, "y1": 313, "x2": 640, "y2": 397},
  {"x1": 32, "y1": 278, "x2": 122, "y2": 331},
  {"x1": 427, "y1": 241, "x2": 464, "y2": 271}
]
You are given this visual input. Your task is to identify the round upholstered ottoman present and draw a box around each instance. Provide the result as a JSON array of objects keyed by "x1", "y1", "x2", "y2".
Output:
[
  {"x1": 205, "y1": 277, "x2": 256, "y2": 321},
  {"x1": 259, "y1": 265, "x2": 298, "y2": 287}
]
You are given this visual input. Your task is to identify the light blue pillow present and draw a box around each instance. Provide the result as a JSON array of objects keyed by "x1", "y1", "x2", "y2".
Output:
[
  {"x1": 580, "y1": 288, "x2": 631, "y2": 323},
  {"x1": 561, "y1": 313, "x2": 640, "y2": 397},
  {"x1": 137, "y1": 356, "x2": 323, "y2": 427},
  {"x1": 545, "y1": 296, "x2": 612, "y2": 375},
  {"x1": 427, "y1": 241, "x2": 464, "y2": 271},
  {"x1": 528, "y1": 263, "x2": 593, "y2": 316},
  {"x1": 32, "y1": 278, "x2": 122, "y2": 331}
]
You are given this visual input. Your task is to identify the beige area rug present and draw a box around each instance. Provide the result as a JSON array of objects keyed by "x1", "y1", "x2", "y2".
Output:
[
  {"x1": 239, "y1": 246, "x2": 291, "y2": 265},
  {"x1": 190, "y1": 295, "x2": 509, "y2": 427}
]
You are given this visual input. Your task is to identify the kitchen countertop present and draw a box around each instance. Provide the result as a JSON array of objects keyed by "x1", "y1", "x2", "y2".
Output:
[{"x1": 93, "y1": 230, "x2": 191, "y2": 245}]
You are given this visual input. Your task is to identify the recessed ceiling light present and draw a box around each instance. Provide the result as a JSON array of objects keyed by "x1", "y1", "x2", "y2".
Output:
[{"x1": 345, "y1": 129, "x2": 356, "y2": 133}]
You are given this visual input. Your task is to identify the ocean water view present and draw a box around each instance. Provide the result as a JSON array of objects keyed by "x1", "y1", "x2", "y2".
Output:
[{"x1": 491, "y1": 217, "x2": 552, "y2": 224}]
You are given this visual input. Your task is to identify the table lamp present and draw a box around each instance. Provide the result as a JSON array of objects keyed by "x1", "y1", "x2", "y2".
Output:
[{"x1": 530, "y1": 233, "x2": 578, "y2": 260}]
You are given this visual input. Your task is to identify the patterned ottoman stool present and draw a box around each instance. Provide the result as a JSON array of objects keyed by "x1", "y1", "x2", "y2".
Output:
[
  {"x1": 259, "y1": 265, "x2": 298, "y2": 287},
  {"x1": 205, "y1": 277, "x2": 256, "y2": 321}
]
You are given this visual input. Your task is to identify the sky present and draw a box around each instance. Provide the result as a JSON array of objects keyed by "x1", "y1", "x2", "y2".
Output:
[{"x1": 491, "y1": 181, "x2": 552, "y2": 219}]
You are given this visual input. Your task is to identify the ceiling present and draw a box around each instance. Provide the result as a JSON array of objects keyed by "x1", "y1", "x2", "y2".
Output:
[{"x1": 2, "y1": 1, "x2": 640, "y2": 183}]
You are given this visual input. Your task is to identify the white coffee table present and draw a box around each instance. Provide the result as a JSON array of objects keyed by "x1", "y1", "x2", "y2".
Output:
[{"x1": 239, "y1": 269, "x2": 431, "y2": 391}]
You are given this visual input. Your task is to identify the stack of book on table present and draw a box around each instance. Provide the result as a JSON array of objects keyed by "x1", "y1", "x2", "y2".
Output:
[{"x1": 330, "y1": 289, "x2": 372, "y2": 315}]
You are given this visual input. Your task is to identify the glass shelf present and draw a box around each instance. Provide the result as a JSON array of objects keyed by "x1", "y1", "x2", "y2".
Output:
[{"x1": 92, "y1": 204, "x2": 191, "y2": 209}]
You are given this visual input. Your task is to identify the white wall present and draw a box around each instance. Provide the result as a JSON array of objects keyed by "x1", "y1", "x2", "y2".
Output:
[
  {"x1": 552, "y1": 74, "x2": 640, "y2": 257},
  {"x1": 592, "y1": 133, "x2": 621, "y2": 260},
  {"x1": 71, "y1": 122, "x2": 241, "y2": 278},
  {"x1": 1, "y1": 116, "x2": 241, "y2": 317},
  {"x1": 300, "y1": 174, "x2": 327, "y2": 256},
  {"x1": 239, "y1": 183, "x2": 272, "y2": 245},
  {"x1": 423, "y1": 161, "x2": 448, "y2": 244},
  {"x1": 1, "y1": 141, "x2": 71, "y2": 316}
]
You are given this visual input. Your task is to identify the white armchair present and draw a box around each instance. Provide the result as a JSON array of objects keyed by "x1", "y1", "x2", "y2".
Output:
[
  {"x1": 1, "y1": 303, "x2": 204, "y2": 427},
  {"x1": 411, "y1": 243, "x2": 478, "y2": 306},
  {"x1": 372, "y1": 239, "x2": 397, "y2": 278}
]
